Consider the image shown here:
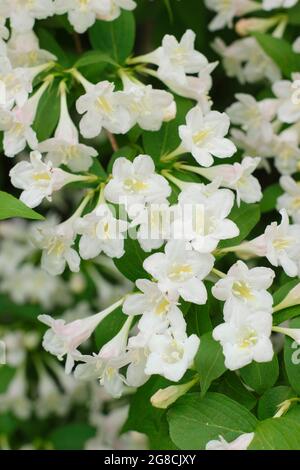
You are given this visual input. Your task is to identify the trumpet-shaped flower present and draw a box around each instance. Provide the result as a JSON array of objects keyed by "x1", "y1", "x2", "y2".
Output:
[
  {"x1": 31, "y1": 218, "x2": 80, "y2": 276},
  {"x1": 55, "y1": 0, "x2": 136, "y2": 32},
  {"x1": 142, "y1": 30, "x2": 208, "y2": 85},
  {"x1": 9, "y1": 151, "x2": 83, "y2": 208},
  {"x1": 39, "y1": 85, "x2": 97, "y2": 172},
  {"x1": 123, "y1": 279, "x2": 186, "y2": 345},
  {"x1": 191, "y1": 156, "x2": 262, "y2": 205},
  {"x1": 263, "y1": 209, "x2": 300, "y2": 277},
  {"x1": 7, "y1": 30, "x2": 56, "y2": 68},
  {"x1": 121, "y1": 75, "x2": 176, "y2": 131},
  {"x1": 277, "y1": 176, "x2": 300, "y2": 223},
  {"x1": 38, "y1": 298, "x2": 124, "y2": 373},
  {"x1": 143, "y1": 240, "x2": 214, "y2": 304},
  {"x1": 205, "y1": 0, "x2": 259, "y2": 31},
  {"x1": 104, "y1": 155, "x2": 171, "y2": 217},
  {"x1": 179, "y1": 106, "x2": 236, "y2": 167},
  {"x1": 173, "y1": 183, "x2": 239, "y2": 253},
  {"x1": 145, "y1": 329, "x2": 200, "y2": 382},
  {"x1": 8, "y1": 0, "x2": 54, "y2": 32},
  {"x1": 76, "y1": 80, "x2": 131, "y2": 138},
  {"x1": 213, "y1": 311, "x2": 274, "y2": 370},
  {"x1": 74, "y1": 317, "x2": 133, "y2": 397},
  {"x1": 212, "y1": 260, "x2": 274, "y2": 321},
  {"x1": 76, "y1": 204, "x2": 128, "y2": 260},
  {"x1": 272, "y1": 128, "x2": 300, "y2": 175},
  {"x1": 227, "y1": 93, "x2": 278, "y2": 143},
  {"x1": 272, "y1": 75, "x2": 300, "y2": 124}
]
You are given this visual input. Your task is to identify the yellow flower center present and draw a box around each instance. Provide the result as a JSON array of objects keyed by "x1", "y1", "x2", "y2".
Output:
[
  {"x1": 169, "y1": 263, "x2": 193, "y2": 281},
  {"x1": 232, "y1": 281, "x2": 254, "y2": 300}
]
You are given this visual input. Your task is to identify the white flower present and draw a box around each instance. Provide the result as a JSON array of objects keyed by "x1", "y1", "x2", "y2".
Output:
[
  {"x1": 227, "y1": 93, "x2": 278, "y2": 143},
  {"x1": 8, "y1": 0, "x2": 54, "y2": 32},
  {"x1": 0, "y1": 56, "x2": 33, "y2": 109},
  {"x1": 212, "y1": 260, "x2": 274, "y2": 321},
  {"x1": 39, "y1": 298, "x2": 124, "y2": 373},
  {"x1": 76, "y1": 80, "x2": 131, "y2": 138},
  {"x1": 39, "y1": 84, "x2": 97, "y2": 172},
  {"x1": 143, "y1": 240, "x2": 214, "y2": 304},
  {"x1": 272, "y1": 128, "x2": 300, "y2": 175},
  {"x1": 263, "y1": 209, "x2": 300, "y2": 277},
  {"x1": 206, "y1": 433, "x2": 254, "y2": 450},
  {"x1": 76, "y1": 204, "x2": 128, "y2": 260},
  {"x1": 145, "y1": 329, "x2": 200, "y2": 382},
  {"x1": 231, "y1": 128, "x2": 273, "y2": 163},
  {"x1": 272, "y1": 75, "x2": 300, "y2": 124},
  {"x1": 54, "y1": 0, "x2": 102, "y2": 33},
  {"x1": 55, "y1": 0, "x2": 136, "y2": 33},
  {"x1": 104, "y1": 155, "x2": 171, "y2": 217},
  {"x1": 97, "y1": 0, "x2": 137, "y2": 22},
  {"x1": 9, "y1": 150, "x2": 81, "y2": 208},
  {"x1": 75, "y1": 317, "x2": 133, "y2": 398},
  {"x1": 31, "y1": 218, "x2": 80, "y2": 276},
  {"x1": 262, "y1": 0, "x2": 298, "y2": 10},
  {"x1": 121, "y1": 74, "x2": 176, "y2": 131},
  {"x1": 193, "y1": 156, "x2": 262, "y2": 205},
  {"x1": 1, "y1": 263, "x2": 69, "y2": 308},
  {"x1": 213, "y1": 37, "x2": 281, "y2": 84},
  {"x1": 213, "y1": 311, "x2": 273, "y2": 370},
  {"x1": 143, "y1": 30, "x2": 208, "y2": 85},
  {"x1": 123, "y1": 279, "x2": 186, "y2": 345},
  {"x1": 0, "y1": 367, "x2": 31, "y2": 420},
  {"x1": 174, "y1": 183, "x2": 239, "y2": 253},
  {"x1": 293, "y1": 36, "x2": 300, "y2": 53},
  {"x1": 130, "y1": 202, "x2": 172, "y2": 252},
  {"x1": 0, "y1": 79, "x2": 51, "y2": 157},
  {"x1": 179, "y1": 106, "x2": 236, "y2": 167},
  {"x1": 7, "y1": 30, "x2": 56, "y2": 68},
  {"x1": 36, "y1": 367, "x2": 69, "y2": 418},
  {"x1": 162, "y1": 62, "x2": 217, "y2": 111},
  {"x1": 205, "y1": 0, "x2": 259, "y2": 31},
  {"x1": 277, "y1": 176, "x2": 300, "y2": 223}
]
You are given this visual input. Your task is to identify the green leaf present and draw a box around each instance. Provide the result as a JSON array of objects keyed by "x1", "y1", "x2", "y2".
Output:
[
  {"x1": 123, "y1": 376, "x2": 171, "y2": 437},
  {"x1": 50, "y1": 424, "x2": 96, "y2": 450},
  {"x1": 0, "y1": 366, "x2": 16, "y2": 393},
  {"x1": 33, "y1": 83, "x2": 60, "y2": 141},
  {"x1": 185, "y1": 281, "x2": 216, "y2": 337},
  {"x1": 36, "y1": 27, "x2": 71, "y2": 67},
  {"x1": 261, "y1": 183, "x2": 283, "y2": 214},
  {"x1": 194, "y1": 332, "x2": 226, "y2": 397},
  {"x1": 114, "y1": 238, "x2": 149, "y2": 282},
  {"x1": 218, "y1": 203, "x2": 260, "y2": 249},
  {"x1": 143, "y1": 97, "x2": 193, "y2": 164},
  {"x1": 257, "y1": 386, "x2": 294, "y2": 420},
  {"x1": 284, "y1": 317, "x2": 300, "y2": 394},
  {"x1": 74, "y1": 50, "x2": 118, "y2": 68},
  {"x1": 217, "y1": 372, "x2": 257, "y2": 411},
  {"x1": 0, "y1": 192, "x2": 44, "y2": 221},
  {"x1": 94, "y1": 306, "x2": 126, "y2": 350},
  {"x1": 239, "y1": 356, "x2": 279, "y2": 395},
  {"x1": 168, "y1": 392, "x2": 257, "y2": 450},
  {"x1": 249, "y1": 417, "x2": 300, "y2": 450},
  {"x1": 89, "y1": 11, "x2": 135, "y2": 64},
  {"x1": 287, "y1": 3, "x2": 300, "y2": 25},
  {"x1": 254, "y1": 33, "x2": 300, "y2": 78},
  {"x1": 273, "y1": 279, "x2": 299, "y2": 306},
  {"x1": 272, "y1": 279, "x2": 300, "y2": 325}
]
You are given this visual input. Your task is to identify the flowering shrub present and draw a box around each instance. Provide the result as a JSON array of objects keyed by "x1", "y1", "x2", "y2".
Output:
[{"x1": 1, "y1": 0, "x2": 300, "y2": 451}]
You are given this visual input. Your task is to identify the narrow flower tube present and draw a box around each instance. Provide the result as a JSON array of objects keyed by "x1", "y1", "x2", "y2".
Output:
[{"x1": 38, "y1": 297, "x2": 125, "y2": 373}]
